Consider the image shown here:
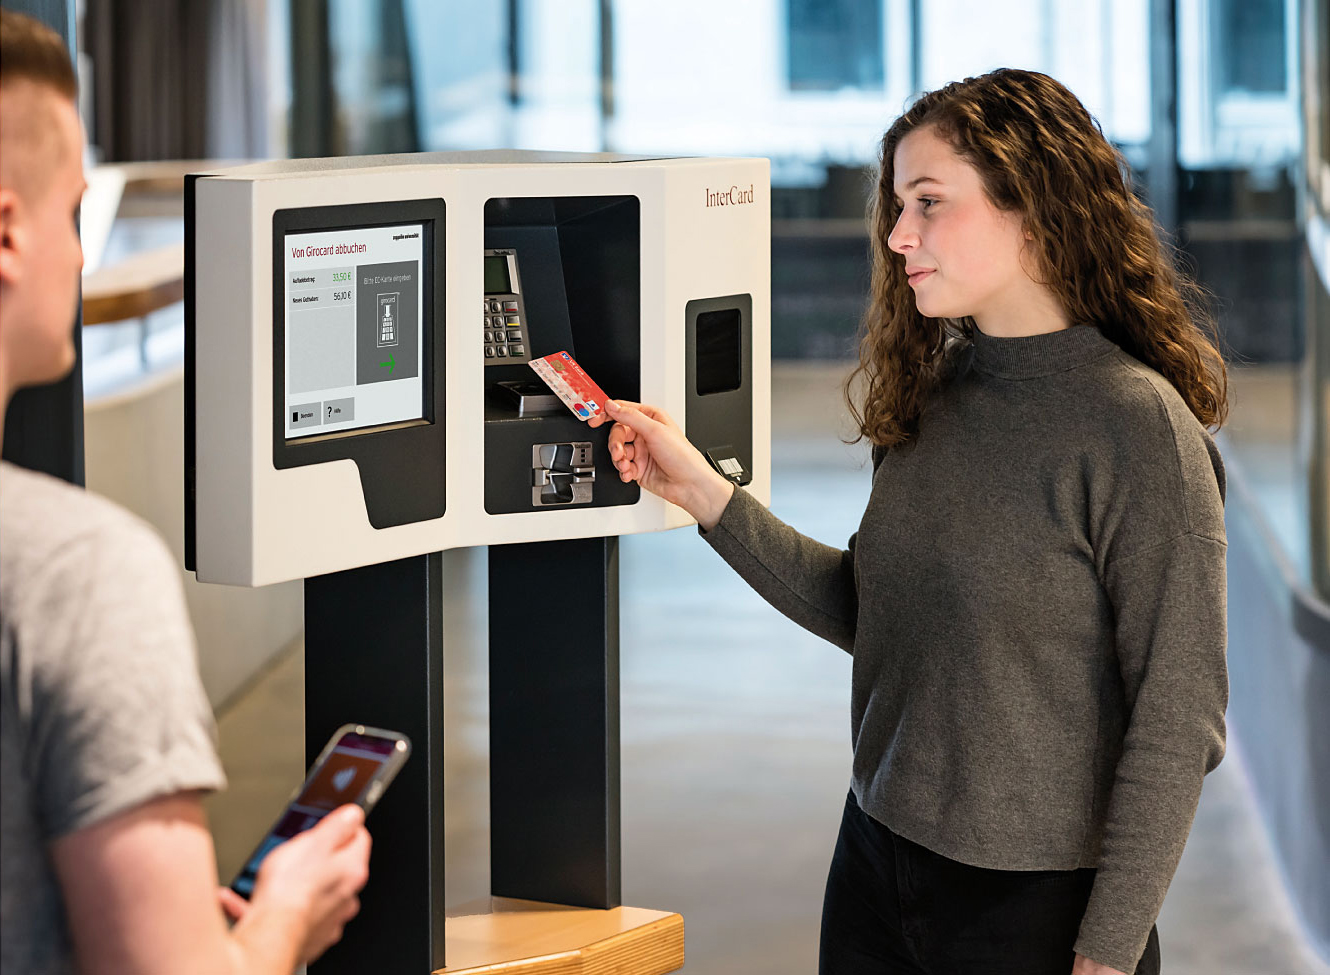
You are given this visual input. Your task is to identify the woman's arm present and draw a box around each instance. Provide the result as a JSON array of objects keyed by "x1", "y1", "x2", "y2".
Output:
[
  {"x1": 1072, "y1": 531, "x2": 1228, "y2": 974},
  {"x1": 594, "y1": 400, "x2": 860, "y2": 651}
]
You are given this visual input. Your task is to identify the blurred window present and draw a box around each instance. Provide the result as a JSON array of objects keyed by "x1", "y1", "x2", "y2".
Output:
[
  {"x1": 328, "y1": 0, "x2": 418, "y2": 155},
  {"x1": 1216, "y1": 0, "x2": 1285, "y2": 95},
  {"x1": 1179, "y1": 0, "x2": 1297, "y2": 168},
  {"x1": 787, "y1": 0, "x2": 884, "y2": 92},
  {"x1": 402, "y1": 0, "x2": 509, "y2": 151}
]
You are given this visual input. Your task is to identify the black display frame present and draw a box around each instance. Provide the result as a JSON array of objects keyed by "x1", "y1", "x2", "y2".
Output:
[{"x1": 271, "y1": 199, "x2": 447, "y2": 529}]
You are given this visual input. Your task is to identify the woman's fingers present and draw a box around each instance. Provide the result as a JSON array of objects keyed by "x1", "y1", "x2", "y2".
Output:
[
  {"x1": 606, "y1": 400, "x2": 667, "y2": 436},
  {"x1": 608, "y1": 422, "x2": 636, "y2": 455},
  {"x1": 616, "y1": 450, "x2": 643, "y2": 483},
  {"x1": 585, "y1": 401, "x2": 673, "y2": 488}
]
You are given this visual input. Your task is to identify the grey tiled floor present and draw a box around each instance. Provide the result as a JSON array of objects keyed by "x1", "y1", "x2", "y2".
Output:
[{"x1": 205, "y1": 363, "x2": 1329, "y2": 974}]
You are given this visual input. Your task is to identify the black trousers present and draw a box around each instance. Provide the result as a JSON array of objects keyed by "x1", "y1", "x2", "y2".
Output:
[{"x1": 820, "y1": 791, "x2": 1161, "y2": 975}]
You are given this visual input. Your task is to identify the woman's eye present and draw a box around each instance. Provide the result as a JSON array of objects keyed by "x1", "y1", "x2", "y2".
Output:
[{"x1": 919, "y1": 197, "x2": 937, "y2": 211}]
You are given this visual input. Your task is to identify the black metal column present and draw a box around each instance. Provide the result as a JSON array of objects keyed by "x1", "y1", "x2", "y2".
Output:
[
  {"x1": 289, "y1": 0, "x2": 334, "y2": 158},
  {"x1": 1148, "y1": 0, "x2": 1180, "y2": 235},
  {"x1": 489, "y1": 536, "x2": 622, "y2": 909},
  {"x1": 909, "y1": 0, "x2": 922, "y2": 98},
  {"x1": 2, "y1": 0, "x2": 83, "y2": 486},
  {"x1": 1, "y1": 329, "x2": 84, "y2": 485},
  {"x1": 598, "y1": 0, "x2": 615, "y2": 151},
  {"x1": 305, "y1": 553, "x2": 446, "y2": 974}
]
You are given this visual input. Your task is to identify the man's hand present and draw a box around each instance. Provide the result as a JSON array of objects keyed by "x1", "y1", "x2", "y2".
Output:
[
  {"x1": 218, "y1": 885, "x2": 249, "y2": 923},
  {"x1": 237, "y1": 804, "x2": 371, "y2": 966},
  {"x1": 1073, "y1": 952, "x2": 1128, "y2": 975}
]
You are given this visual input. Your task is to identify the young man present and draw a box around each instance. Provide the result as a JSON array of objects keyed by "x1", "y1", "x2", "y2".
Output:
[{"x1": 0, "y1": 10, "x2": 371, "y2": 973}]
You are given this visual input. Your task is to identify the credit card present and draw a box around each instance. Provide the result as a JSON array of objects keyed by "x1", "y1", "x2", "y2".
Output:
[{"x1": 528, "y1": 351, "x2": 609, "y2": 421}]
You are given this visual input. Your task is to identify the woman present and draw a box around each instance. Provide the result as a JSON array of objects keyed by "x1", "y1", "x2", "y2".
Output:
[{"x1": 591, "y1": 68, "x2": 1229, "y2": 975}]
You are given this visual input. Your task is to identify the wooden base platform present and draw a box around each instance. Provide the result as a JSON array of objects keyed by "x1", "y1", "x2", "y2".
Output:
[{"x1": 437, "y1": 898, "x2": 684, "y2": 975}]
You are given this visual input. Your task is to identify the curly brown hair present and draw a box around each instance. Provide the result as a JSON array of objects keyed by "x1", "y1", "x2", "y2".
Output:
[{"x1": 846, "y1": 68, "x2": 1229, "y2": 450}]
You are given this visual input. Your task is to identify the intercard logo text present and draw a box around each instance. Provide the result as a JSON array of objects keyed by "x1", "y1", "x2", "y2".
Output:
[{"x1": 705, "y1": 184, "x2": 756, "y2": 208}]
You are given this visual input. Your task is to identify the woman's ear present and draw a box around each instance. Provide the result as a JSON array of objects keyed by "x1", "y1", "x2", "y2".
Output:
[{"x1": 1016, "y1": 226, "x2": 1055, "y2": 287}]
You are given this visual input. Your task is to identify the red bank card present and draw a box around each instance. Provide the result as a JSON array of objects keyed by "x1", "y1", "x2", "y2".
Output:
[{"x1": 528, "y1": 351, "x2": 609, "y2": 421}]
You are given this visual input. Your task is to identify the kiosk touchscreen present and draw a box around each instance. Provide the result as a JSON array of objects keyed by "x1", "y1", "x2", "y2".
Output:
[{"x1": 283, "y1": 223, "x2": 425, "y2": 438}]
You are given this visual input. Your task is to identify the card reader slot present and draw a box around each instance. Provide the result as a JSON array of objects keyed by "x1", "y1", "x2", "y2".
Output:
[{"x1": 532, "y1": 442, "x2": 594, "y2": 506}]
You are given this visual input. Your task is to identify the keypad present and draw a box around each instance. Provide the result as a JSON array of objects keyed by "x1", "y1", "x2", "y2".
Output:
[{"x1": 483, "y1": 293, "x2": 530, "y2": 365}]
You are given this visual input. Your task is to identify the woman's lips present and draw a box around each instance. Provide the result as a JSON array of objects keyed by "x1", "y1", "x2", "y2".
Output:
[{"x1": 907, "y1": 269, "x2": 935, "y2": 286}]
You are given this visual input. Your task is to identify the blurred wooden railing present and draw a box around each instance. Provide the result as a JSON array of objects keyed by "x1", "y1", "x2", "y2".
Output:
[
  {"x1": 83, "y1": 242, "x2": 184, "y2": 325},
  {"x1": 82, "y1": 160, "x2": 243, "y2": 327}
]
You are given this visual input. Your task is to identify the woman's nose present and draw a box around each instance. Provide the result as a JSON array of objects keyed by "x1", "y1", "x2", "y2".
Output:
[{"x1": 887, "y1": 211, "x2": 916, "y2": 254}]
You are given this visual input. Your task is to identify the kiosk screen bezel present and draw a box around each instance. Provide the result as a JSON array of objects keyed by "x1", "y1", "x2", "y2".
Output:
[{"x1": 270, "y1": 198, "x2": 447, "y2": 529}]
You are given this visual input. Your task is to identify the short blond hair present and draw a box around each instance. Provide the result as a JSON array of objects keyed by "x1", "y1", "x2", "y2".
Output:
[
  {"x1": 0, "y1": 9, "x2": 77, "y2": 97},
  {"x1": 0, "y1": 9, "x2": 78, "y2": 201}
]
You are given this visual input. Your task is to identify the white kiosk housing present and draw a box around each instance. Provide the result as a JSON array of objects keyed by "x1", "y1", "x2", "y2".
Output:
[{"x1": 187, "y1": 151, "x2": 770, "y2": 587}]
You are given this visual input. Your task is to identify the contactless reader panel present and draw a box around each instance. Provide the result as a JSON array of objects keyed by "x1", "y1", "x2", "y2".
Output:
[
  {"x1": 685, "y1": 294, "x2": 753, "y2": 486},
  {"x1": 186, "y1": 151, "x2": 770, "y2": 587}
]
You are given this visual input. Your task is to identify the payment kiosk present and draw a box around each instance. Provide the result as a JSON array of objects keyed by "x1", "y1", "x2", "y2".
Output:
[{"x1": 185, "y1": 150, "x2": 770, "y2": 974}]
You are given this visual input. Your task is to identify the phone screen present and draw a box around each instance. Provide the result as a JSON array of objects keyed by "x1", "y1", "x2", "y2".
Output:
[{"x1": 230, "y1": 729, "x2": 403, "y2": 897}]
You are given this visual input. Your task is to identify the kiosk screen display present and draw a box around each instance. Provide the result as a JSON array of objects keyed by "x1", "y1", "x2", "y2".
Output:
[{"x1": 283, "y1": 223, "x2": 425, "y2": 439}]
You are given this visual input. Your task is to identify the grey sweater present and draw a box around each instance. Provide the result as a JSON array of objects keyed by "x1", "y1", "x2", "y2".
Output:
[{"x1": 702, "y1": 325, "x2": 1227, "y2": 973}]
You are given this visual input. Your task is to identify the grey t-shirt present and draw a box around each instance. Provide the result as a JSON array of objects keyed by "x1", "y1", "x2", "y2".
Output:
[
  {"x1": 1, "y1": 461, "x2": 226, "y2": 975},
  {"x1": 702, "y1": 326, "x2": 1227, "y2": 974}
]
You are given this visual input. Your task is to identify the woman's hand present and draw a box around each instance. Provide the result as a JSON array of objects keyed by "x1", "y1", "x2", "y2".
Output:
[
  {"x1": 1072, "y1": 953, "x2": 1127, "y2": 975},
  {"x1": 588, "y1": 400, "x2": 734, "y2": 530}
]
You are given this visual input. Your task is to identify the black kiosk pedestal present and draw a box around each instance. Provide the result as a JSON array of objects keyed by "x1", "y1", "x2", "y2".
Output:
[
  {"x1": 305, "y1": 554, "x2": 446, "y2": 973},
  {"x1": 304, "y1": 539, "x2": 630, "y2": 974}
]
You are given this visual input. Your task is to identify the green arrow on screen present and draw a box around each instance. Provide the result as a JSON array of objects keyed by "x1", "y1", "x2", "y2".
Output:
[{"x1": 379, "y1": 352, "x2": 395, "y2": 375}]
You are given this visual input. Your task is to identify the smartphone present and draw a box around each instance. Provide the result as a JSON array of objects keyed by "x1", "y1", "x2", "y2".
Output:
[{"x1": 228, "y1": 724, "x2": 411, "y2": 899}]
